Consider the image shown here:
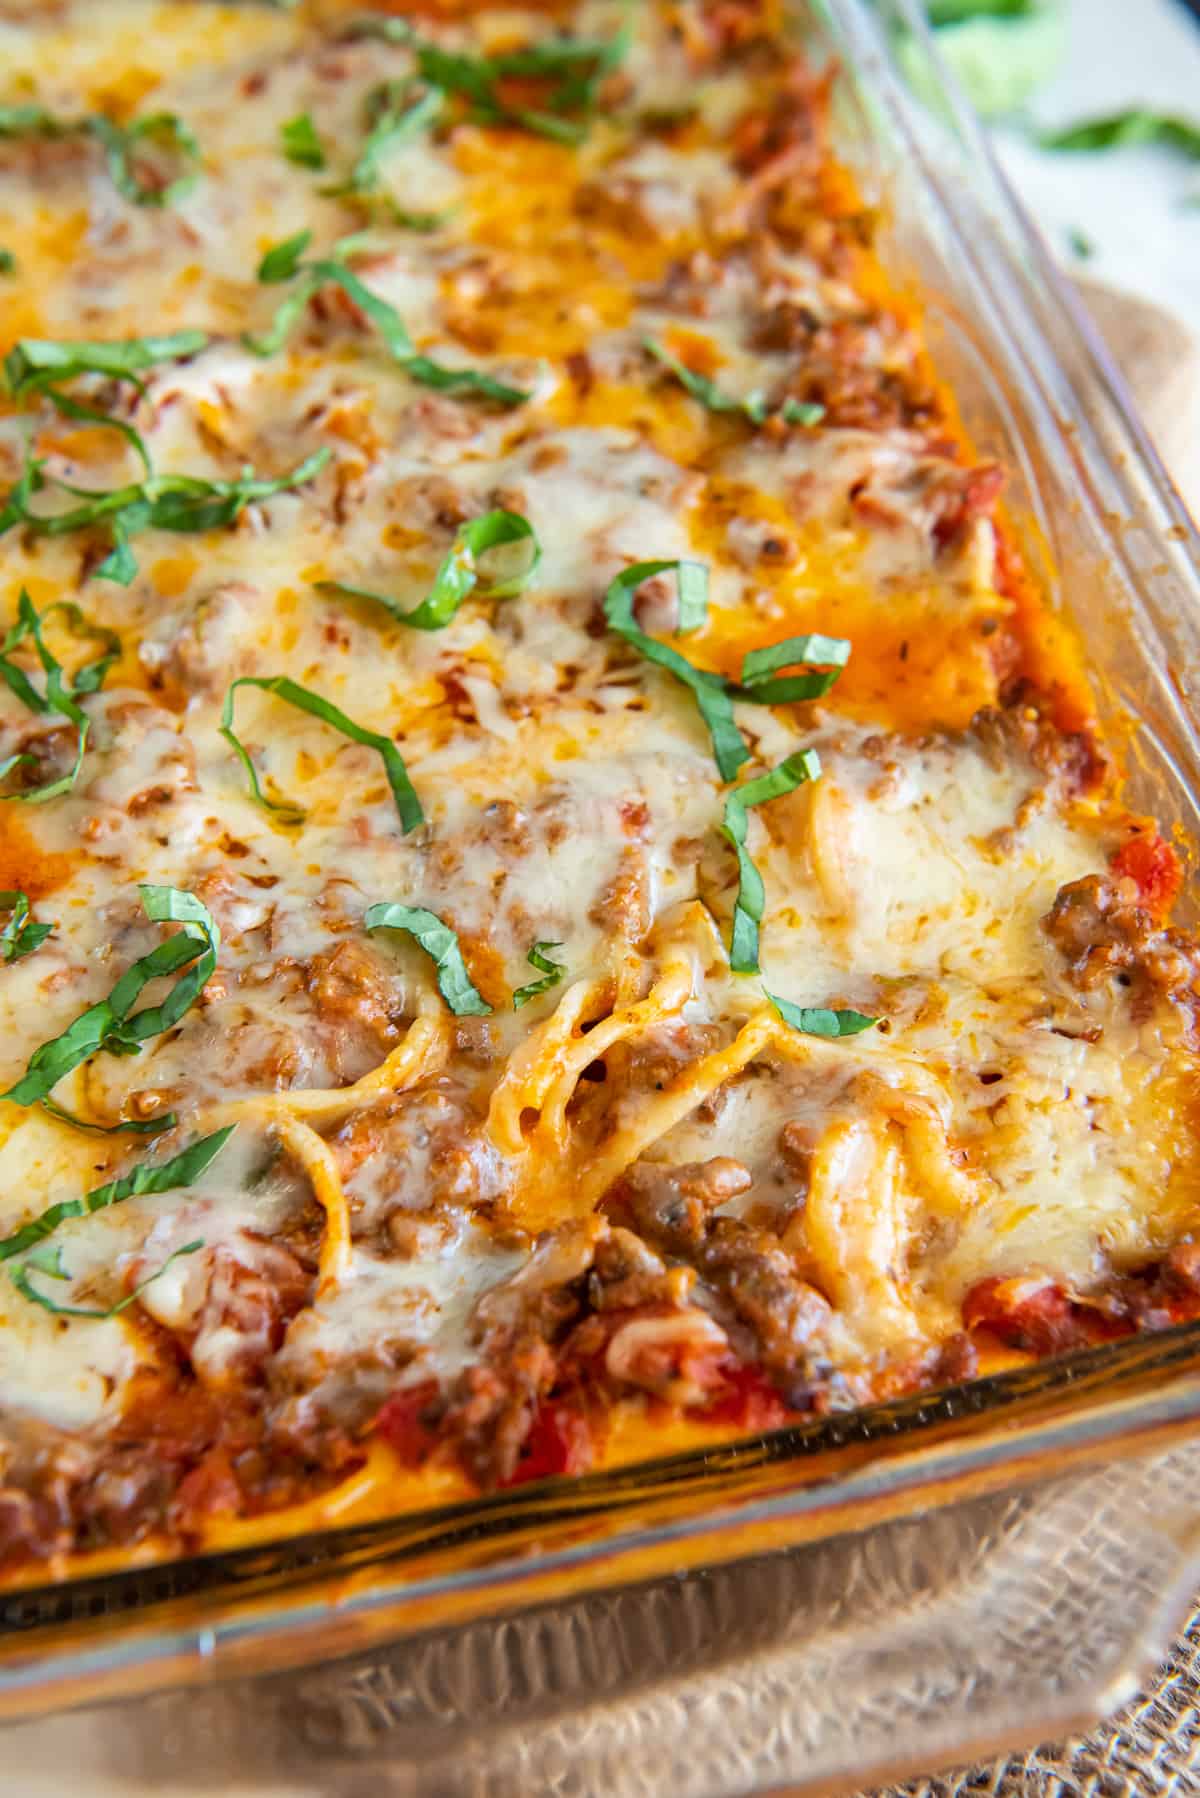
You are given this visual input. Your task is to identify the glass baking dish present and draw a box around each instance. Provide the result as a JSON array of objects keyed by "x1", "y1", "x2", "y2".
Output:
[{"x1": 5, "y1": 1, "x2": 1200, "y2": 1789}]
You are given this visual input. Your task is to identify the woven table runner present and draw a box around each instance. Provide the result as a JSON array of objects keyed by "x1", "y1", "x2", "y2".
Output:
[{"x1": 875, "y1": 1605, "x2": 1200, "y2": 1796}]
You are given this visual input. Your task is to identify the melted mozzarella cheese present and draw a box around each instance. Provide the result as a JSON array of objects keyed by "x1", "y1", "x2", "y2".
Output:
[{"x1": 0, "y1": 0, "x2": 1193, "y2": 1499}]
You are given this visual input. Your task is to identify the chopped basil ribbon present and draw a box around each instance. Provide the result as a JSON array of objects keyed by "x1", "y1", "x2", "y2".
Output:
[
  {"x1": 90, "y1": 112, "x2": 201, "y2": 207},
  {"x1": 645, "y1": 340, "x2": 826, "y2": 429},
  {"x1": 221, "y1": 675, "x2": 423, "y2": 833},
  {"x1": 41, "y1": 1095, "x2": 177, "y2": 1137},
  {"x1": 0, "y1": 250, "x2": 16, "y2": 275},
  {"x1": 0, "y1": 107, "x2": 200, "y2": 206},
  {"x1": 739, "y1": 633, "x2": 851, "y2": 704},
  {"x1": 245, "y1": 236, "x2": 528, "y2": 406},
  {"x1": 318, "y1": 508, "x2": 539, "y2": 631},
  {"x1": 4, "y1": 331, "x2": 209, "y2": 395},
  {"x1": 767, "y1": 992, "x2": 878, "y2": 1038},
  {"x1": 323, "y1": 80, "x2": 444, "y2": 200},
  {"x1": 604, "y1": 561, "x2": 750, "y2": 781},
  {"x1": 4, "y1": 329, "x2": 208, "y2": 477},
  {"x1": 413, "y1": 23, "x2": 632, "y2": 143},
  {"x1": 256, "y1": 228, "x2": 313, "y2": 283},
  {"x1": 12, "y1": 1236, "x2": 204, "y2": 1319},
  {"x1": 0, "y1": 590, "x2": 120, "y2": 802},
  {"x1": 1039, "y1": 110, "x2": 1200, "y2": 159},
  {"x1": 0, "y1": 885, "x2": 220, "y2": 1109},
  {"x1": 0, "y1": 890, "x2": 53, "y2": 962},
  {"x1": 281, "y1": 112, "x2": 326, "y2": 169},
  {"x1": 721, "y1": 749, "x2": 822, "y2": 974},
  {"x1": 512, "y1": 941, "x2": 565, "y2": 1009},
  {"x1": 0, "y1": 442, "x2": 329, "y2": 586},
  {"x1": 338, "y1": 16, "x2": 631, "y2": 130},
  {"x1": 0, "y1": 1126, "x2": 234, "y2": 1263},
  {"x1": 364, "y1": 902, "x2": 491, "y2": 1016},
  {"x1": 604, "y1": 568, "x2": 850, "y2": 781}
]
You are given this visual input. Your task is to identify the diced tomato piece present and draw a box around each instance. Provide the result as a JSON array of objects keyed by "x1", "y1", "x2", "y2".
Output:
[
  {"x1": 503, "y1": 1401, "x2": 593, "y2": 1487},
  {"x1": 704, "y1": 1360, "x2": 788, "y2": 1431},
  {"x1": 961, "y1": 1275, "x2": 1132, "y2": 1356},
  {"x1": 375, "y1": 1379, "x2": 442, "y2": 1468},
  {"x1": 1111, "y1": 833, "x2": 1182, "y2": 919},
  {"x1": 172, "y1": 1447, "x2": 243, "y2": 1521}
]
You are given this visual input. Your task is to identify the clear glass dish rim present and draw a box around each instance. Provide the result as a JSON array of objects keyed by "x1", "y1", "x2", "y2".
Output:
[{"x1": 4, "y1": 0, "x2": 1200, "y2": 1715}]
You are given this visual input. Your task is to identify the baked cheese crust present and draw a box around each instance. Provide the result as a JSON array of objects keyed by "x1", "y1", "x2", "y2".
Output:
[{"x1": 0, "y1": 0, "x2": 1196, "y2": 1577}]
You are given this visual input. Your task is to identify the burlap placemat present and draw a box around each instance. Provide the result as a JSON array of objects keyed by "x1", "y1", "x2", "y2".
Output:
[{"x1": 877, "y1": 1604, "x2": 1200, "y2": 1796}]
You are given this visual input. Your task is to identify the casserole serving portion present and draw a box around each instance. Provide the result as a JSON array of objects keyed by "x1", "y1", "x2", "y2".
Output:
[{"x1": 0, "y1": 0, "x2": 1199, "y2": 1595}]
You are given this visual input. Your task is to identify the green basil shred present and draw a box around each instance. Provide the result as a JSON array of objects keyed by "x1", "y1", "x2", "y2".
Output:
[
  {"x1": 245, "y1": 233, "x2": 528, "y2": 405},
  {"x1": 318, "y1": 508, "x2": 539, "y2": 630},
  {"x1": 645, "y1": 339, "x2": 826, "y2": 429},
  {"x1": 322, "y1": 80, "x2": 444, "y2": 203},
  {"x1": 0, "y1": 590, "x2": 120, "y2": 801},
  {"x1": 12, "y1": 1237, "x2": 204, "y2": 1319},
  {"x1": 0, "y1": 1126, "x2": 234, "y2": 1263},
  {"x1": 604, "y1": 566, "x2": 850, "y2": 781},
  {"x1": 0, "y1": 106, "x2": 201, "y2": 206},
  {"x1": 767, "y1": 991, "x2": 878, "y2": 1039},
  {"x1": 512, "y1": 941, "x2": 566, "y2": 1009},
  {"x1": 365, "y1": 902, "x2": 491, "y2": 1015},
  {"x1": 721, "y1": 750, "x2": 822, "y2": 974},
  {"x1": 4, "y1": 329, "x2": 208, "y2": 477},
  {"x1": 0, "y1": 890, "x2": 53, "y2": 962},
  {"x1": 281, "y1": 112, "x2": 326, "y2": 168},
  {"x1": 221, "y1": 675, "x2": 424, "y2": 833},
  {"x1": 0, "y1": 885, "x2": 220, "y2": 1108},
  {"x1": 40, "y1": 1094, "x2": 177, "y2": 1137},
  {"x1": 398, "y1": 23, "x2": 632, "y2": 143},
  {"x1": 604, "y1": 560, "x2": 749, "y2": 780},
  {"x1": 739, "y1": 632, "x2": 851, "y2": 704},
  {"x1": 0, "y1": 439, "x2": 329, "y2": 586}
]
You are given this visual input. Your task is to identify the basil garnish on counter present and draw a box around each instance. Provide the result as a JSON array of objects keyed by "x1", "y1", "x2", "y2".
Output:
[
  {"x1": 318, "y1": 508, "x2": 540, "y2": 630},
  {"x1": 221, "y1": 675, "x2": 424, "y2": 833},
  {"x1": 0, "y1": 889, "x2": 53, "y2": 962},
  {"x1": 722, "y1": 750, "x2": 822, "y2": 974},
  {"x1": 926, "y1": 0, "x2": 1035, "y2": 20},
  {"x1": 365, "y1": 902, "x2": 491, "y2": 1015},
  {"x1": 512, "y1": 941, "x2": 566, "y2": 1009},
  {"x1": 0, "y1": 590, "x2": 120, "y2": 802},
  {"x1": 767, "y1": 992, "x2": 878, "y2": 1039},
  {"x1": 1039, "y1": 110, "x2": 1200, "y2": 160},
  {"x1": 0, "y1": 1126, "x2": 234, "y2": 1263},
  {"x1": 0, "y1": 886, "x2": 220, "y2": 1108},
  {"x1": 245, "y1": 232, "x2": 528, "y2": 405},
  {"x1": 0, "y1": 106, "x2": 201, "y2": 206}
]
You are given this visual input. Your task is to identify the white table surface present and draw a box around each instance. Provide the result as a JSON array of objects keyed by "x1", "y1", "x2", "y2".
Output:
[{"x1": 992, "y1": 0, "x2": 1200, "y2": 341}]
